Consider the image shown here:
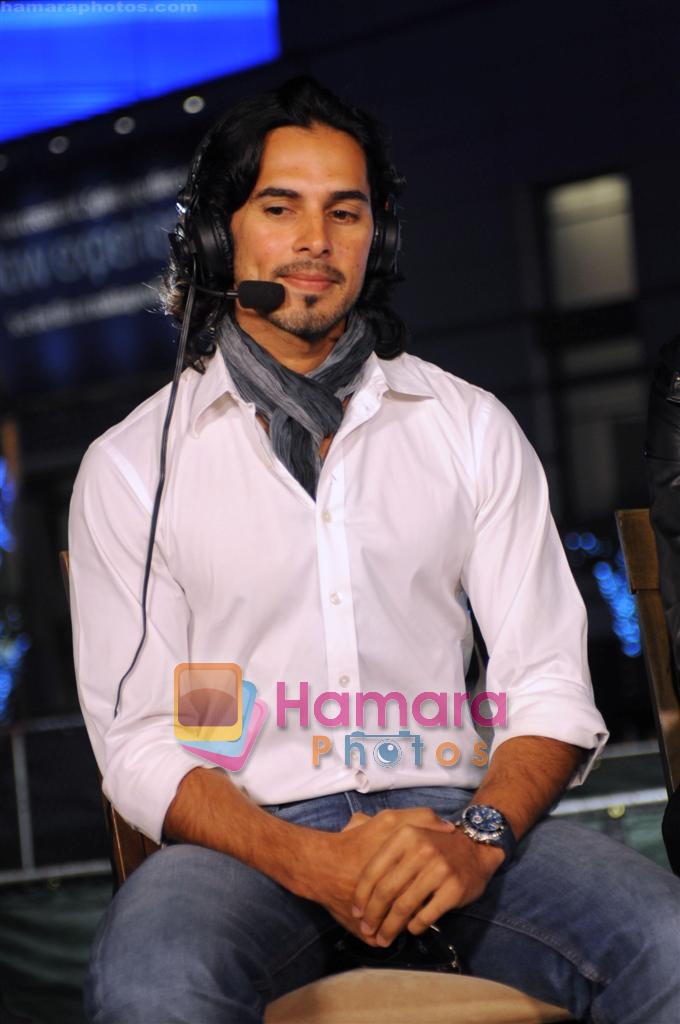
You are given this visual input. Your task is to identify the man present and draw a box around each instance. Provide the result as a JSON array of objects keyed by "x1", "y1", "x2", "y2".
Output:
[
  {"x1": 70, "y1": 77, "x2": 680, "y2": 1023},
  {"x1": 647, "y1": 335, "x2": 680, "y2": 679},
  {"x1": 646, "y1": 335, "x2": 680, "y2": 874}
]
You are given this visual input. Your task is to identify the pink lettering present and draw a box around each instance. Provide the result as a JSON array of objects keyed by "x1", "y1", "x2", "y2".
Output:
[
  {"x1": 452, "y1": 691, "x2": 471, "y2": 726},
  {"x1": 314, "y1": 692, "x2": 350, "y2": 727},
  {"x1": 276, "y1": 681, "x2": 310, "y2": 727},
  {"x1": 356, "y1": 691, "x2": 408, "y2": 727},
  {"x1": 471, "y1": 691, "x2": 507, "y2": 727},
  {"x1": 411, "y1": 691, "x2": 448, "y2": 727}
]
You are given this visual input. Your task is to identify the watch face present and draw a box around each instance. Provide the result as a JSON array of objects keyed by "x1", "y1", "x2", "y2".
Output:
[
  {"x1": 459, "y1": 805, "x2": 516, "y2": 869},
  {"x1": 465, "y1": 805, "x2": 505, "y2": 836}
]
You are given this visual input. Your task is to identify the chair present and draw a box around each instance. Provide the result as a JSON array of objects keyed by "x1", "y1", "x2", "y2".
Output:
[
  {"x1": 615, "y1": 509, "x2": 680, "y2": 795},
  {"x1": 59, "y1": 551, "x2": 572, "y2": 1023}
]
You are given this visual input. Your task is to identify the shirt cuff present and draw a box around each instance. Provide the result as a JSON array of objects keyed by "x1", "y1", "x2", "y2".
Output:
[{"x1": 489, "y1": 690, "x2": 609, "y2": 788}]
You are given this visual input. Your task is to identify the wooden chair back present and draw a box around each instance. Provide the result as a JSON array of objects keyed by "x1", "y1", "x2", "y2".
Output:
[{"x1": 615, "y1": 508, "x2": 680, "y2": 795}]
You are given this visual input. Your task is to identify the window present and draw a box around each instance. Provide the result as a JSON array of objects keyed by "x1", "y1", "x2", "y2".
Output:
[{"x1": 546, "y1": 174, "x2": 637, "y2": 310}]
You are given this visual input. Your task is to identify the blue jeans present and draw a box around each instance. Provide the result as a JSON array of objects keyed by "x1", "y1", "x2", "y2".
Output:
[{"x1": 85, "y1": 787, "x2": 680, "y2": 1023}]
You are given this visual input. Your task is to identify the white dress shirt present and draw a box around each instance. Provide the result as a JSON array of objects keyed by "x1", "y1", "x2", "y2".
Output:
[{"x1": 69, "y1": 347, "x2": 608, "y2": 842}]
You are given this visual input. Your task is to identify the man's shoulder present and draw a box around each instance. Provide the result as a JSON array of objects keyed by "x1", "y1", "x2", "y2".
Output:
[
  {"x1": 376, "y1": 352, "x2": 531, "y2": 465},
  {"x1": 93, "y1": 379, "x2": 175, "y2": 451},
  {"x1": 86, "y1": 358, "x2": 213, "y2": 460},
  {"x1": 378, "y1": 351, "x2": 508, "y2": 420},
  {"x1": 75, "y1": 365, "x2": 206, "y2": 498}
]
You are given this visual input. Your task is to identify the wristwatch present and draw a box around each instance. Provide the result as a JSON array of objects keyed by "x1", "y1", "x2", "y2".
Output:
[{"x1": 455, "y1": 804, "x2": 517, "y2": 869}]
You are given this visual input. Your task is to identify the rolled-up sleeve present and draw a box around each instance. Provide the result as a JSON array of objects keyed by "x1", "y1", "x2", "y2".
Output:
[
  {"x1": 461, "y1": 395, "x2": 609, "y2": 783},
  {"x1": 69, "y1": 436, "x2": 209, "y2": 842}
]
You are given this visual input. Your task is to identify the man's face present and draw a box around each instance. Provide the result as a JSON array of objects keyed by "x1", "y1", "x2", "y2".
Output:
[{"x1": 230, "y1": 122, "x2": 374, "y2": 344}]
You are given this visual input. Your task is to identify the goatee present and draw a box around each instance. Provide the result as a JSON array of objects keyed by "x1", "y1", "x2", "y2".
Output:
[{"x1": 266, "y1": 294, "x2": 353, "y2": 344}]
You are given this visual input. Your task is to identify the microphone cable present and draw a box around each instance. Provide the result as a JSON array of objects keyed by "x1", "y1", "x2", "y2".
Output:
[
  {"x1": 113, "y1": 267, "x2": 197, "y2": 716},
  {"x1": 113, "y1": 273, "x2": 285, "y2": 715}
]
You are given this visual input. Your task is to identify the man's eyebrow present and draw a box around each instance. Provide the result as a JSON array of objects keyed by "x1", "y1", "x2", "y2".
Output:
[
  {"x1": 328, "y1": 189, "x2": 370, "y2": 204},
  {"x1": 252, "y1": 187, "x2": 300, "y2": 200},
  {"x1": 250, "y1": 187, "x2": 370, "y2": 204}
]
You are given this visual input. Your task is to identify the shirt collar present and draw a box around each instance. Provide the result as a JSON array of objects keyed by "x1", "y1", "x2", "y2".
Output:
[
  {"x1": 188, "y1": 347, "x2": 435, "y2": 436},
  {"x1": 365, "y1": 352, "x2": 436, "y2": 399},
  {"x1": 189, "y1": 352, "x2": 243, "y2": 437}
]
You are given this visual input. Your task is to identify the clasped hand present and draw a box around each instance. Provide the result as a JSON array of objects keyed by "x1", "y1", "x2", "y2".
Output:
[{"x1": 308, "y1": 807, "x2": 504, "y2": 949}]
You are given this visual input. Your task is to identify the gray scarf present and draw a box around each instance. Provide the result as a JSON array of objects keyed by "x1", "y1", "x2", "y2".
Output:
[{"x1": 216, "y1": 312, "x2": 375, "y2": 499}]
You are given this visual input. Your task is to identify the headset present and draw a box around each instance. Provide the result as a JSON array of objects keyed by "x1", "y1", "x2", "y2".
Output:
[{"x1": 172, "y1": 121, "x2": 403, "y2": 290}]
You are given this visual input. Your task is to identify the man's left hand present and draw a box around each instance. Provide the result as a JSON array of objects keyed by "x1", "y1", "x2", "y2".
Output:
[{"x1": 348, "y1": 814, "x2": 504, "y2": 946}]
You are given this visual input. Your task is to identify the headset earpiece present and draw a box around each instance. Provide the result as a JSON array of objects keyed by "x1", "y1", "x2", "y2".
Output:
[
  {"x1": 367, "y1": 196, "x2": 402, "y2": 278},
  {"x1": 186, "y1": 201, "x2": 234, "y2": 287},
  {"x1": 174, "y1": 123, "x2": 234, "y2": 288}
]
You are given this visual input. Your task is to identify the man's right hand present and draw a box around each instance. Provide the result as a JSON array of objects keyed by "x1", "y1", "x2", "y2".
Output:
[
  {"x1": 296, "y1": 807, "x2": 456, "y2": 945},
  {"x1": 164, "y1": 769, "x2": 454, "y2": 947}
]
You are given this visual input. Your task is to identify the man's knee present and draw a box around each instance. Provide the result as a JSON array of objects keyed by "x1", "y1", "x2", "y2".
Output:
[
  {"x1": 86, "y1": 899, "x2": 264, "y2": 1024},
  {"x1": 84, "y1": 843, "x2": 331, "y2": 1022}
]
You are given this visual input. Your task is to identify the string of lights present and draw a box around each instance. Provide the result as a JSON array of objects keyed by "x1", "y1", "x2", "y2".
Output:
[{"x1": 564, "y1": 531, "x2": 641, "y2": 659}]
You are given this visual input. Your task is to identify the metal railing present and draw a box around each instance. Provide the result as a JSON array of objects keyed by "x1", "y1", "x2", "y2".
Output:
[{"x1": 0, "y1": 713, "x2": 110, "y2": 886}]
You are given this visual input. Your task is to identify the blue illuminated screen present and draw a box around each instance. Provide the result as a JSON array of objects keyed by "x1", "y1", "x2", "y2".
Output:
[{"x1": 0, "y1": 0, "x2": 280, "y2": 143}]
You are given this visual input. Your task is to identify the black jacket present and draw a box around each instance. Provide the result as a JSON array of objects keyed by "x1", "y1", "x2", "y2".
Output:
[
  {"x1": 645, "y1": 334, "x2": 680, "y2": 874},
  {"x1": 646, "y1": 335, "x2": 680, "y2": 671}
]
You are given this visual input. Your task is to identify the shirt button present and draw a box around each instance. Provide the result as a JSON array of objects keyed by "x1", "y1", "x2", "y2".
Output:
[
  {"x1": 339, "y1": 674, "x2": 350, "y2": 687},
  {"x1": 322, "y1": 510, "x2": 332, "y2": 523},
  {"x1": 330, "y1": 592, "x2": 341, "y2": 605}
]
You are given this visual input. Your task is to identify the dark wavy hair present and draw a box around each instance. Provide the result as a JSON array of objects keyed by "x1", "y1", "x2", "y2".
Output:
[{"x1": 159, "y1": 76, "x2": 407, "y2": 367}]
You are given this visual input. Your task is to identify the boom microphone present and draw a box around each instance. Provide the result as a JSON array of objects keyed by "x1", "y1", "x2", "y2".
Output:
[
  {"x1": 191, "y1": 279, "x2": 286, "y2": 313},
  {"x1": 234, "y1": 280, "x2": 285, "y2": 312}
]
